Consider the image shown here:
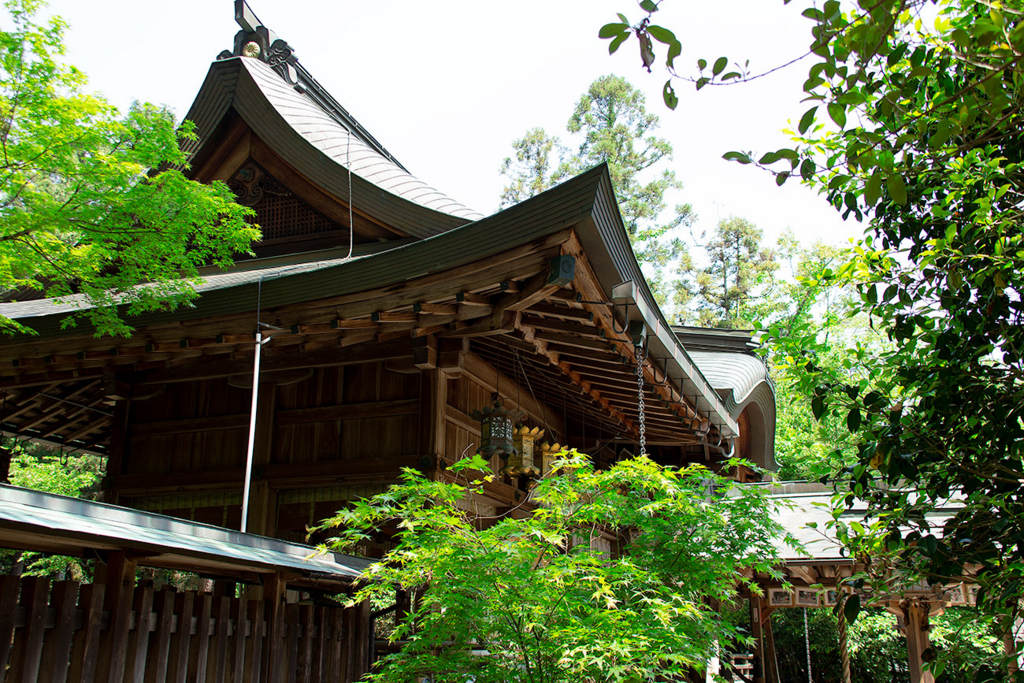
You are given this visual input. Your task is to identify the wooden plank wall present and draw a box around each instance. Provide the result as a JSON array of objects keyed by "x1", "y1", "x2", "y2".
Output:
[
  {"x1": 124, "y1": 362, "x2": 420, "y2": 477},
  {"x1": 443, "y1": 372, "x2": 551, "y2": 474},
  {"x1": 271, "y1": 363, "x2": 419, "y2": 465},
  {"x1": 112, "y1": 353, "x2": 553, "y2": 538},
  {"x1": 126, "y1": 379, "x2": 250, "y2": 475},
  {"x1": 0, "y1": 575, "x2": 371, "y2": 683},
  {"x1": 118, "y1": 362, "x2": 422, "y2": 537}
]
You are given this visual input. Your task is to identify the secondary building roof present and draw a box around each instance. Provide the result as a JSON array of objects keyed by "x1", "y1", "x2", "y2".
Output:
[{"x1": 0, "y1": 483, "x2": 368, "y2": 588}]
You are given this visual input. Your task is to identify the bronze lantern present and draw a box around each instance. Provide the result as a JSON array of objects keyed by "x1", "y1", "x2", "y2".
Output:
[
  {"x1": 469, "y1": 396, "x2": 524, "y2": 460},
  {"x1": 506, "y1": 426, "x2": 544, "y2": 475},
  {"x1": 538, "y1": 441, "x2": 564, "y2": 475}
]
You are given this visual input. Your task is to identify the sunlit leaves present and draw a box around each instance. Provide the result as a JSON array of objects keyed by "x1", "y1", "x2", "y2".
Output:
[
  {"x1": 316, "y1": 453, "x2": 789, "y2": 683},
  {"x1": 0, "y1": 0, "x2": 256, "y2": 336},
  {"x1": 885, "y1": 173, "x2": 907, "y2": 205}
]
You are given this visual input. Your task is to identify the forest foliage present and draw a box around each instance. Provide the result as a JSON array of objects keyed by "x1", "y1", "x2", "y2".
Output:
[
  {"x1": 598, "y1": 0, "x2": 1024, "y2": 673},
  {"x1": 0, "y1": 0, "x2": 257, "y2": 336}
]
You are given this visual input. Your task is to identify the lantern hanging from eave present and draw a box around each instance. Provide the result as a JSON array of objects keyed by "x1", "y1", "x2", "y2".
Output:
[
  {"x1": 469, "y1": 396, "x2": 524, "y2": 460},
  {"x1": 538, "y1": 441, "x2": 564, "y2": 475},
  {"x1": 506, "y1": 426, "x2": 544, "y2": 476}
]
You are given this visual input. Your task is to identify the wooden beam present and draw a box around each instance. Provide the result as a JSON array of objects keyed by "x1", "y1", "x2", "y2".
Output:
[
  {"x1": 526, "y1": 303, "x2": 593, "y2": 322},
  {"x1": 134, "y1": 337, "x2": 413, "y2": 385},
  {"x1": 561, "y1": 232, "x2": 697, "y2": 421},
  {"x1": 542, "y1": 343, "x2": 623, "y2": 364},
  {"x1": 502, "y1": 273, "x2": 566, "y2": 314},
  {"x1": 250, "y1": 135, "x2": 401, "y2": 241},
  {"x1": 456, "y1": 292, "x2": 491, "y2": 306},
  {"x1": 131, "y1": 413, "x2": 249, "y2": 438},
  {"x1": 546, "y1": 289, "x2": 580, "y2": 302},
  {"x1": 275, "y1": 399, "x2": 419, "y2": 425},
  {"x1": 515, "y1": 322, "x2": 634, "y2": 435},
  {"x1": 192, "y1": 117, "x2": 251, "y2": 183},
  {"x1": 443, "y1": 311, "x2": 518, "y2": 338},
  {"x1": 0, "y1": 233, "x2": 572, "y2": 377},
  {"x1": 520, "y1": 315, "x2": 604, "y2": 338},
  {"x1": 412, "y1": 336, "x2": 438, "y2": 370},
  {"x1": 332, "y1": 318, "x2": 377, "y2": 330},
  {"x1": 532, "y1": 332, "x2": 615, "y2": 353},
  {"x1": 372, "y1": 311, "x2": 417, "y2": 323},
  {"x1": 413, "y1": 303, "x2": 457, "y2": 316}
]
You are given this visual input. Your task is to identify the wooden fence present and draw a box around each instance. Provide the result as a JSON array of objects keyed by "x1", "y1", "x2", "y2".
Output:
[{"x1": 0, "y1": 575, "x2": 372, "y2": 683}]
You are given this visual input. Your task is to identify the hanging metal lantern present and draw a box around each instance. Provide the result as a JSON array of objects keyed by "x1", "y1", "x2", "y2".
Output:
[
  {"x1": 469, "y1": 396, "x2": 523, "y2": 460},
  {"x1": 507, "y1": 426, "x2": 544, "y2": 476},
  {"x1": 538, "y1": 441, "x2": 564, "y2": 475}
]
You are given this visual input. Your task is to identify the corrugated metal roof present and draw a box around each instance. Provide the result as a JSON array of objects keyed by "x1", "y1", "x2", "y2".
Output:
[
  {"x1": 673, "y1": 327, "x2": 776, "y2": 470},
  {"x1": 575, "y1": 174, "x2": 740, "y2": 437},
  {"x1": 688, "y1": 351, "x2": 769, "y2": 410},
  {"x1": 0, "y1": 484, "x2": 369, "y2": 582}
]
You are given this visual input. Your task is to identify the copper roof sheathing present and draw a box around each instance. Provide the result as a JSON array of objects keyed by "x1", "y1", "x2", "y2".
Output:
[
  {"x1": 0, "y1": 484, "x2": 369, "y2": 585},
  {"x1": 240, "y1": 58, "x2": 482, "y2": 222}
]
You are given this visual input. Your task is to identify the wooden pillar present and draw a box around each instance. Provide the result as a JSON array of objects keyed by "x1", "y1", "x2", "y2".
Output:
[
  {"x1": 419, "y1": 369, "x2": 448, "y2": 464},
  {"x1": 837, "y1": 610, "x2": 852, "y2": 683},
  {"x1": 262, "y1": 573, "x2": 288, "y2": 683},
  {"x1": 763, "y1": 609, "x2": 780, "y2": 683},
  {"x1": 102, "y1": 398, "x2": 131, "y2": 505},
  {"x1": 246, "y1": 383, "x2": 278, "y2": 536},
  {"x1": 750, "y1": 594, "x2": 766, "y2": 683},
  {"x1": 94, "y1": 551, "x2": 138, "y2": 683},
  {"x1": 904, "y1": 599, "x2": 935, "y2": 683}
]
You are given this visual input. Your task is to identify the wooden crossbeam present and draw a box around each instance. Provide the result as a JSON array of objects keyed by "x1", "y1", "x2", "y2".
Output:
[
  {"x1": 526, "y1": 303, "x2": 594, "y2": 322},
  {"x1": 519, "y1": 316, "x2": 604, "y2": 338},
  {"x1": 516, "y1": 322, "x2": 634, "y2": 435},
  {"x1": 561, "y1": 232, "x2": 697, "y2": 421}
]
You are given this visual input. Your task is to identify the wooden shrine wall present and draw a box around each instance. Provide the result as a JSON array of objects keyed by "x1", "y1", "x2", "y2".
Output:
[
  {"x1": 106, "y1": 353, "x2": 551, "y2": 542},
  {"x1": 112, "y1": 360, "x2": 423, "y2": 540}
]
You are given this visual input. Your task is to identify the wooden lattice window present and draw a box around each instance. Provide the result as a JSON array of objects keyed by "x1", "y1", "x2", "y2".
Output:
[
  {"x1": 253, "y1": 192, "x2": 342, "y2": 242},
  {"x1": 230, "y1": 160, "x2": 345, "y2": 245}
]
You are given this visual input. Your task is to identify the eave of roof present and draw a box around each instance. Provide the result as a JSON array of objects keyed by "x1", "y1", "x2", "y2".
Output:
[
  {"x1": 0, "y1": 484, "x2": 369, "y2": 586},
  {"x1": 0, "y1": 164, "x2": 738, "y2": 437},
  {"x1": 0, "y1": 165, "x2": 604, "y2": 332}
]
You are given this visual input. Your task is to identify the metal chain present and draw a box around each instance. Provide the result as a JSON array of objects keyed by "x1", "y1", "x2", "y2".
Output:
[
  {"x1": 636, "y1": 344, "x2": 646, "y2": 456},
  {"x1": 804, "y1": 607, "x2": 813, "y2": 683}
]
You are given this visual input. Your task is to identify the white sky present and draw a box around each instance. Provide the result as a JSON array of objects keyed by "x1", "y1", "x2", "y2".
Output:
[{"x1": 41, "y1": 0, "x2": 865, "y2": 254}]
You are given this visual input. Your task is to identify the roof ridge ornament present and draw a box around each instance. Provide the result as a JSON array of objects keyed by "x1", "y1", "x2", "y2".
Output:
[
  {"x1": 217, "y1": 0, "x2": 301, "y2": 88},
  {"x1": 214, "y1": 0, "x2": 409, "y2": 172}
]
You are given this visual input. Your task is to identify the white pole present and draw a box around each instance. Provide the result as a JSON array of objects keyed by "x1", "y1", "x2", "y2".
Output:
[{"x1": 240, "y1": 331, "x2": 263, "y2": 533}]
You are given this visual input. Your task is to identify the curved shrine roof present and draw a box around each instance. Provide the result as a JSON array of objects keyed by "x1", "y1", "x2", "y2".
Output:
[{"x1": 238, "y1": 58, "x2": 482, "y2": 223}]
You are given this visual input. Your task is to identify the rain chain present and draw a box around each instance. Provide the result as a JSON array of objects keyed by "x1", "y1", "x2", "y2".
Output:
[{"x1": 635, "y1": 343, "x2": 647, "y2": 456}]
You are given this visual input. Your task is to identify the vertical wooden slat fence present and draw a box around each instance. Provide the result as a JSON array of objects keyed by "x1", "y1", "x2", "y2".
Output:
[{"x1": 0, "y1": 576, "x2": 365, "y2": 683}]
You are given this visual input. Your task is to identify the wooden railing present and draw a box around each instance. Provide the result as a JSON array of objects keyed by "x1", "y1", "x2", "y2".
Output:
[
  {"x1": 728, "y1": 652, "x2": 754, "y2": 683},
  {"x1": 0, "y1": 575, "x2": 371, "y2": 683}
]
